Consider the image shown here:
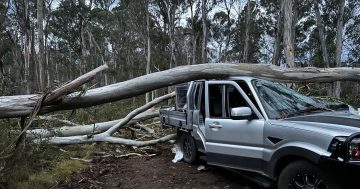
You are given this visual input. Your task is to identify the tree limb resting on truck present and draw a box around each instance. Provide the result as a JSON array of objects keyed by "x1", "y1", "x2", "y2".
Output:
[{"x1": 1, "y1": 63, "x2": 360, "y2": 118}]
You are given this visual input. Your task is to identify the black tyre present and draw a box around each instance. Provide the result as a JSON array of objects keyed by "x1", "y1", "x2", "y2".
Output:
[
  {"x1": 180, "y1": 132, "x2": 198, "y2": 164},
  {"x1": 278, "y1": 160, "x2": 340, "y2": 189}
]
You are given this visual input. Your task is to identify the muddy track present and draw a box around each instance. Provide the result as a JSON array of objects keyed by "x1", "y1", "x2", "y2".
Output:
[{"x1": 56, "y1": 144, "x2": 261, "y2": 189}]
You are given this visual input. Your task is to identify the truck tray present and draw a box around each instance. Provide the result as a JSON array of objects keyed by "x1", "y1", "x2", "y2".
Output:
[{"x1": 160, "y1": 108, "x2": 187, "y2": 129}]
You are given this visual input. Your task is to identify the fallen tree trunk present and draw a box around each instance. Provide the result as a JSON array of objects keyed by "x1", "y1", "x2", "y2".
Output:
[
  {"x1": 1, "y1": 64, "x2": 108, "y2": 118},
  {"x1": 2, "y1": 63, "x2": 360, "y2": 118},
  {"x1": 36, "y1": 115, "x2": 80, "y2": 126},
  {"x1": 35, "y1": 93, "x2": 176, "y2": 146},
  {"x1": 45, "y1": 133, "x2": 176, "y2": 147},
  {"x1": 27, "y1": 109, "x2": 159, "y2": 138}
]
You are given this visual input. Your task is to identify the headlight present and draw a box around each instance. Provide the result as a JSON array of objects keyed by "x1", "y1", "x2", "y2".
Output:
[
  {"x1": 329, "y1": 135, "x2": 360, "y2": 162},
  {"x1": 348, "y1": 138, "x2": 360, "y2": 161},
  {"x1": 328, "y1": 136, "x2": 346, "y2": 155}
]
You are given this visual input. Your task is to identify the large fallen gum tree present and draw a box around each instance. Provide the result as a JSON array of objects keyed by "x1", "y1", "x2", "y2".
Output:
[
  {"x1": 1, "y1": 63, "x2": 360, "y2": 147},
  {"x1": 2, "y1": 63, "x2": 360, "y2": 118}
]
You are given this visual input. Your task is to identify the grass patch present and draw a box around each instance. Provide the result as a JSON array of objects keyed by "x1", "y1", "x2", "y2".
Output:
[{"x1": 16, "y1": 159, "x2": 86, "y2": 189}]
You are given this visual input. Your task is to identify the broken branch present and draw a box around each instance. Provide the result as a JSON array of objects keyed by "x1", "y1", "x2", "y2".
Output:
[
  {"x1": 34, "y1": 93, "x2": 175, "y2": 146},
  {"x1": 27, "y1": 109, "x2": 159, "y2": 138},
  {"x1": 36, "y1": 115, "x2": 79, "y2": 126},
  {"x1": 45, "y1": 133, "x2": 176, "y2": 147},
  {"x1": 104, "y1": 92, "x2": 175, "y2": 135}
]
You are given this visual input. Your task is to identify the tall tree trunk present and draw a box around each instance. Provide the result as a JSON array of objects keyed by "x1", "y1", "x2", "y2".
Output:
[
  {"x1": 313, "y1": 0, "x2": 332, "y2": 96},
  {"x1": 45, "y1": 33, "x2": 51, "y2": 87},
  {"x1": 145, "y1": 0, "x2": 151, "y2": 103},
  {"x1": 291, "y1": 2, "x2": 297, "y2": 51},
  {"x1": 44, "y1": 1, "x2": 52, "y2": 88},
  {"x1": 37, "y1": 0, "x2": 45, "y2": 91},
  {"x1": 201, "y1": 0, "x2": 207, "y2": 64},
  {"x1": 80, "y1": 27, "x2": 86, "y2": 74},
  {"x1": 165, "y1": 0, "x2": 177, "y2": 69},
  {"x1": 272, "y1": 0, "x2": 284, "y2": 65},
  {"x1": 283, "y1": 0, "x2": 295, "y2": 67},
  {"x1": 67, "y1": 45, "x2": 71, "y2": 81},
  {"x1": 30, "y1": 28, "x2": 37, "y2": 93},
  {"x1": 333, "y1": 0, "x2": 346, "y2": 98},
  {"x1": 190, "y1": 1, "x2": 196, "y2": 65},
  {"x1": 223, "y1": 0, "x2": 234, "y2": 62},
  {"x1": 24, "y1": 0, "x2": 31, "y2": 93},
  {"x1": 164, "y1": 0, "x2": 177, "y2": 95},
  {"x1": 313, "y1": 0, "x2": 329, "y2": 68},
  {"x1": 80, "y1": 16, "x2": 86, "y2": 75},
  {"x1": 242, "y1": 0, "x2": 251, "y2": 63}
]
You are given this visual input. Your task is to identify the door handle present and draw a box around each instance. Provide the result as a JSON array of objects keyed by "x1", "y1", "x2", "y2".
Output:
[{"x1": 209, "y1": 123, "x2": 223, "y2": 129}]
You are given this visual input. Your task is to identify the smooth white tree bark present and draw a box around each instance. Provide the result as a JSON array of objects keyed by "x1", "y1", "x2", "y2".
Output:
[
  {"x1": 2, "y1": 63, "x2": 360, "y2": 118},
  {"x1": 334, "y1": 0, "x2": 346, "y2": 98},
  {"x1": 34, "y1": 93, "x2": 175, "y2": 146},
  {"x1": 44, "y1": 133, "x2": 176, "y2": 147},
  {"x1": 283, "y1": 0, "x2": 295, "y2": 67},
  {"x1": 28, "y1": 109, "x2": 158, "y2": 138},
  {"x1": 37, "y1": 0, "x2": 45, "y2": 90}
]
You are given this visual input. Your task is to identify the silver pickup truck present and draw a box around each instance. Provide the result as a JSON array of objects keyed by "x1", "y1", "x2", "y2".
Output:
[{"x1": 159, "y1": 76, "x2": 360, "y2": 189}]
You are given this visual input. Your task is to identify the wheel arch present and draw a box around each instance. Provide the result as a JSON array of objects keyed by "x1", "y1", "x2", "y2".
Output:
[
  {"x1": 268, "y1": 146, "x2": 323, "y2": 179},
  {"x1": 178, "y1": 129, "x2": 199, "y2": 163}
]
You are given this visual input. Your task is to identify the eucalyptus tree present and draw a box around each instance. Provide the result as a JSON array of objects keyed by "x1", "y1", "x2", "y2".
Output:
[
  {"x1": 201, "y1": 0, "x2": 207, "y2": 64},
  {"x1": 211, "y1": 0, "x2": 236, "y2": 62},
  {"x1": 333, "y1": 0, "x2": 346, "y2": 98},
  {"x1": 230, "y1": 0, "x2": 263, "y2": 63},
  {"x1": 47, "y1": 1, "x2": 88, "y2": 80},
  {"x1": 37, "y1": 0, "x2": 45, "y2": 90},
  {"x1": 283, "y1": 0, "x2": 295, "y2": 67}
]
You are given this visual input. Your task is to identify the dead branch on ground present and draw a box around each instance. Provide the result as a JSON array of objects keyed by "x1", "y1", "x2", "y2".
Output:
[{"x1": 34, "y1": 92, "x2": 176, "y2": 146}]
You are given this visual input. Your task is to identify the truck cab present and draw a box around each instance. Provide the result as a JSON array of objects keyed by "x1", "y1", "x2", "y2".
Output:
[{"x1": 160, "y1": 77, "x2": 360, "y2": 189}]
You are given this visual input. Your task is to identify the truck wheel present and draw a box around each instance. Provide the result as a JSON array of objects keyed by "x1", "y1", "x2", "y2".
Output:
[
  {"x1": 180, "y1": 132, "x2": 198, "y2": 164},
  {"x1": 278, "y1": 160, "x2": 340, "y2": 189}
]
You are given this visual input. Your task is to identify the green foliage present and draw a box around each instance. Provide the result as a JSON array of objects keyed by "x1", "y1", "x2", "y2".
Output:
[{"x1": 231, "y1": 1, "x2": 264, "y2": 62}]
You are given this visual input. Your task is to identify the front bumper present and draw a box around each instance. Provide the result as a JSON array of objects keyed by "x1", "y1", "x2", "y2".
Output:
[
  {"x1": 319, "y1": 156, "x2": 360, "y2": 188},
  {"x1": 320, "y1": 133, "x2": 360, "y2": 187}
]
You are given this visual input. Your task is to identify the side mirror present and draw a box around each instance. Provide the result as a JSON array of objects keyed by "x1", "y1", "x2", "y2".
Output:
[{"x1": 231, "y1": 107, "x2": 252, "y2": 119}]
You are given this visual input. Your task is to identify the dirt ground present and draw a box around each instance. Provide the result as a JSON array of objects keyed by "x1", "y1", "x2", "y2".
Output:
[{"x1": 56, "y1": 144, "x2": 262, "y2": 189}]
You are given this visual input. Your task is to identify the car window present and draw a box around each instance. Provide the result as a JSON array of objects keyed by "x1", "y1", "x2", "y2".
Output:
[
  {"x1": 208, "y1": 84, "x2": 224, "y2": 118},
  {"x1": 252, "y1": 79, "x2": 330, "y2": 119},
  {"x1": 236, "y1": 80, "x2": 262, "y2": 116},
  {"x1": 208, "y1": 84, "x2": 257, "y2": 119}
]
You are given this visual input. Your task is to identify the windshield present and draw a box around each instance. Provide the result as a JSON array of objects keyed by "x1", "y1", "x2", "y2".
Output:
[{"x1": 252, "y1": 79, "x2": 346, "y2": 119}]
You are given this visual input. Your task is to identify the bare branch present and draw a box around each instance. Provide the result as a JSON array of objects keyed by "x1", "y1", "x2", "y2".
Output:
[
  {"x1": 36, "y1": 115, "x2": 79, "y2": 126},
  {"x1": 104, "y1": 92, "x2": 175, "y2": 135},
  {"x1": 27, "y1": 109, "x2": 159, "y2": 138},
  {"x1": 33, "y1": 93, "x2": 175, "y2": 147},
  {"x1": 42, "y1": 133, "x2": 177, "y2": 147},
  {"x1": 133, "y1": 122, "x2": 155, "y2": 135},
  {"x1": 45, "y1": 64, "x2": 109, "y2": 103}
]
